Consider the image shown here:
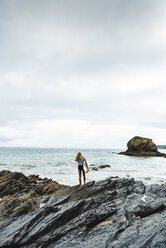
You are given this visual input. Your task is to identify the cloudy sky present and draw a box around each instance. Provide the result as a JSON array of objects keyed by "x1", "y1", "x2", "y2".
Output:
[{"x1": 0, "y1": 0, "x2": 166, "y2": 148}]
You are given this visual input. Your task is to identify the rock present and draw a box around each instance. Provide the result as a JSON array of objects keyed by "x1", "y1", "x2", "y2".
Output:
[
  {"x1": 119, "y1": 136, "x2": 166, "y2": 157},
  {"x1": 127, "y1": 136, "x2": 158, "y2": 151},
  {"x1": 99, "y1": 164, "x2": 111, "y2": 169},
  {"x1": 0, "y1": 170, "x2": 166, "y2": 247},
  {"x1": 0, "y1": 170, "x2": 68, "y2": 221},
  {"x1": 145, "y1": 177, "x2": 151, "y2": 180},
  {"x1": 90, "y1": 164, "x2": 111, "y2": 171},
  {"x1": 91, "y1": 167, "x2": 98, "y2": 171},
  {"x1": 0, "y1": 170, "x2": 30, "y2": 197}
]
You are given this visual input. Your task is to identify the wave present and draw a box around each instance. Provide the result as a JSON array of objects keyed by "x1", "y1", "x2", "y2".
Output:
[{"x1": 20, "y1": 164, "x2": 36, "y2": 169}]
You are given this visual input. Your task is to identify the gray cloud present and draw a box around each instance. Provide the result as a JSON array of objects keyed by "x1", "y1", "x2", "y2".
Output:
[{"x1": 0, "y1": 0, "x2": 166, "y2": 147}]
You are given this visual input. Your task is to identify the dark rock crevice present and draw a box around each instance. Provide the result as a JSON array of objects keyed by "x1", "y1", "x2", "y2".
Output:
[{"x1": 134, "y1": 204, "x2": 165, "y2": 218}]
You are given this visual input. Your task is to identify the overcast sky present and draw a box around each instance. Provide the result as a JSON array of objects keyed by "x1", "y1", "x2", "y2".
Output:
[{"x1": 0, "y1": 0, "x2": 166, "y2": 148}]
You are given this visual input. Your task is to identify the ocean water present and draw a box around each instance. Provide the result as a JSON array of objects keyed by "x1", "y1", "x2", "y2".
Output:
[{"x1": 0, "y1": 147, "x2": 166, "y2": 186}]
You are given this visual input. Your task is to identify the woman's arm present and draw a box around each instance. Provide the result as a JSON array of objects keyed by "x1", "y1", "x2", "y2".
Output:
[{"x1": 85, "y1": 159, "x2": 89, "y2": 171}]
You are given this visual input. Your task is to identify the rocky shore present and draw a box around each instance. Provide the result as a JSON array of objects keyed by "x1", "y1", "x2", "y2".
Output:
[
  {"x1": 0, "y1": 170, "x2": 166, "y2": 247},
  {"x1": 0, "y1": 170, "x2": 67, "y2": 221}
]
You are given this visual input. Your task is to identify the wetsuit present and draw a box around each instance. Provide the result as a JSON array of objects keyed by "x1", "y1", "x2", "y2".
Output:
[{"x1": 78, "y1": 157, "x2": 85, "y2": 173}]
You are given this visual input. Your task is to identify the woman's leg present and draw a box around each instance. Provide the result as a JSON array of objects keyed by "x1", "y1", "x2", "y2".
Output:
[
  {"x1": 83, "y1": 170, "x2": 86, "y2": 184},
  {"x1": 78, "y1": 169, "x2": 82, "y2": 186}
]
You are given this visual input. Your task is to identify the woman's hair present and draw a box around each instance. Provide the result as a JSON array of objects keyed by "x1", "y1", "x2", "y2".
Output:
[{"x1": 75, "y1": 152, "x2": 82, "y2": 162}]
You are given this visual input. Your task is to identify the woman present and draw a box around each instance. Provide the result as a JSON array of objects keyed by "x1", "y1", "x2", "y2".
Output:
[{"x1": 75, "y1": 152, "x2": 89, "y2": 186}]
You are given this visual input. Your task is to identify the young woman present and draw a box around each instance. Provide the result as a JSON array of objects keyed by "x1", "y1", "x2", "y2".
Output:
[{"x1": 75, "y1": 152, "x2": 89, "y2": 186}]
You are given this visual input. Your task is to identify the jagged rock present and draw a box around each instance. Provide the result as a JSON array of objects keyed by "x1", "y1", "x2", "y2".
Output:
[
  {"x1": 119, "y1": 136, "x2": 166, "y2": 157},
  {"x1": 0, "y1": 170, "x2": 67, "y2": 198},
  {"x1": 0, "y1": 170, "x2": 68, "y2": 221},
  {"x1": 0, "y1": 170, "x2": 30, "y2": 197},
  {"x1": 0, "y1": 170, "x2": 166, "y2": 247}
]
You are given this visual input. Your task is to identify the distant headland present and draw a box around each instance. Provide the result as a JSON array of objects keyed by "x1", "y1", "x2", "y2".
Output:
[{"x1": 157, "y1": 145, "x2": 166, "y2": 149}]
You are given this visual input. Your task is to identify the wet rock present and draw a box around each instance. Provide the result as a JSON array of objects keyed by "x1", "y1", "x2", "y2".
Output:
[
  {"x1": 119, "y1": 136, "x2": 166, "y2": 157},
  {"x1": 48, "y1": 194, "x2": 71, "y2": 206},
  {"x1": 146, "y1": 183, "x2": 166, "y2": 197},
  {"x1": 0, "y1": 170, "x2": 67, "y2": 198},
  {"x1": 91, "y1": 167, "x2": 98, "y2": 171},
  {"x1": 0, "y1": 171, "x2": 166, "y2": 247},
  {"x1": 145, "y1": 177, "x2": 151, "y2": 180},
  {"x1": 0, "y1": 170, "x2": 68, "y2": 221},
  {"x1": 90, "y1": 164, "x2": 111, "y2": 171},
  {"x1": 99, "y1": 164, "x2": 111, "y2": 169}
]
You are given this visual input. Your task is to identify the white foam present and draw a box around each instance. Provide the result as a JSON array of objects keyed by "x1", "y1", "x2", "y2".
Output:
[
  {"x1": 141, "y1": 194, "x2": 147, "y2": 202},
  {"x1": 40, "y1": 203, "x2": 46, "y2": 208}
]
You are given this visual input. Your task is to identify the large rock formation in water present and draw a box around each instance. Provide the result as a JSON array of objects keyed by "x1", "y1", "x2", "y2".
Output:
[
  {"x1": 119, "y1": 136, "x2": 166, "y2": 157},
  {"x1": 0, "y1": 170, "x2": 166, "y2": 247}
]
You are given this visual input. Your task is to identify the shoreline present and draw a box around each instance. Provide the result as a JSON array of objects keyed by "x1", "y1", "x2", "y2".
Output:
[
  {"x1": 0, "y1": 147, "x2": 166, "y2": 187},
  {"x1": 0, "y1": 165, "x2": 166, "y2": 187}
]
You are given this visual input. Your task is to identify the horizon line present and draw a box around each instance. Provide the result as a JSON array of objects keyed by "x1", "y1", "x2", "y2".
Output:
[{"x1": 0, "y1": 145, "x2": 124, "y2": 150}]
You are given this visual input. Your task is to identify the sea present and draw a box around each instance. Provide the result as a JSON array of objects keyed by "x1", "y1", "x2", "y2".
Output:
[{"x1": 0, "y1": 147, "x2": 166, "y2": 186}]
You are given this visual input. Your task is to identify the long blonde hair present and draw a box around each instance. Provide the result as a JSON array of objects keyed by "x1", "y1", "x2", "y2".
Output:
[{"x1": 75, "y1": 152, "x2": 82, "y2": 162}]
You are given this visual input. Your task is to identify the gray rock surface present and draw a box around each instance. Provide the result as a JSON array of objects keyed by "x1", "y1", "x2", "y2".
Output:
[{"x1": 0, "y1": 171, "x2": 166, "y2": 247}]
